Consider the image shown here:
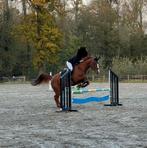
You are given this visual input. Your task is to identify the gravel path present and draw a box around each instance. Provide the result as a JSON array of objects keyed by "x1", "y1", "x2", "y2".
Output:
[{"x1": 0, "y1": 83, "x2": 147, "y2": 148}]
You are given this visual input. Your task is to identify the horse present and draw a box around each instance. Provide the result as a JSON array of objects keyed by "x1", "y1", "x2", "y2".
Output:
[{"x1": 32, "y1": 56, "x2": 100, "y2": 109}]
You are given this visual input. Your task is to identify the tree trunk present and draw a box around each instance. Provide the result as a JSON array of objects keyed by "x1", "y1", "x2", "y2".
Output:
[
  {"x1": 138, "y1": 0, "x2": 143, "y2": 32},
  {"x1": 22, "y1": 0, "x2": 27, "y2": 16},
  {"x1": 3, "y1": 0, "x2": 9, "y2": 22}
]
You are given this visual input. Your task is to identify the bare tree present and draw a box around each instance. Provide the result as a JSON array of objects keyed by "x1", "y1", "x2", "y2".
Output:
[
  {"x1": 22, "y1": 0, "x2": 27, "y2": 15},
  {"x1": 74, "y1": 0, "x2": 83, "y2": 23}
]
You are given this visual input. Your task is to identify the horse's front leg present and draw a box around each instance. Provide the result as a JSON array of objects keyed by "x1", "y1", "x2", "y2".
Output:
[{"x1": 77, "y1": 78, "x2": 89, "y2": 88}]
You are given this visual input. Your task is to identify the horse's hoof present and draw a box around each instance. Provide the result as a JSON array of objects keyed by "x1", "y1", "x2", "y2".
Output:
[{"x1": 56, "y1": 108, "x2": 62, "y2": 112}]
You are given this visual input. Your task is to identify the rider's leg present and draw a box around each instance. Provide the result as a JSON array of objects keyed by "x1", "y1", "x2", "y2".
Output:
[{"x1": 66, "y1": 61, "x2": 73, "y2": 71}]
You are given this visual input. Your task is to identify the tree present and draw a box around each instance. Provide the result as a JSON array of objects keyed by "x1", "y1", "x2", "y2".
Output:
[
  {"x1": 13, "y1": 0, "x2": 62, "y2": 73},
  {"x1": 120, "y1": 0, "x2": 146, "y2": 57},
  {"x1": 0, "y1": 0, "x2": 15, "y2": 76}
]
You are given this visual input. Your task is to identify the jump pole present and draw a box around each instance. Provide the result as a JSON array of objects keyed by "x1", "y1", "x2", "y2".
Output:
[
  {"x1": 72, "y1": 88, "x2": 110, "y2": 94},
  {"x1": 49, "y1": 72, "x2": 53, "y2": 91},
  {"x1": 60, "y1": 69, "x2": 77, "y2": 112},
  {"x1": 104, "y1": 69, "x2": 122, "y2": 106}
]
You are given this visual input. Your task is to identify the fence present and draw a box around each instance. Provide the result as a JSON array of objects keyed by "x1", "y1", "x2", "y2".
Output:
[
  {"x1": 0, "y1": 76, "x2": 26, "y2": 83},
  {"x1": 87, "y1": 74, "x2": 147, "y2": 82},
  {"x1": 120, "y1": 75, "x2": 147, "y2": 82}
]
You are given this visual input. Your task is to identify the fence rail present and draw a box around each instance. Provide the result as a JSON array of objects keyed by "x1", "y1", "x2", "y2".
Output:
[
  {"x1": 87, "y1": 74, "x2": 147, "y2": 82},
  {"x1": 0, "y1": 74, "x2": 147, "y2": 83},
  {"x1": 0, "y1": 76, "x2": 26, "y2": 83}
]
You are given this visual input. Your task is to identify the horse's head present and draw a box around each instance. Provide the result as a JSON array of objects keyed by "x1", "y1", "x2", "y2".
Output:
[{"x1": 90, "y1": 56, "x2": 100, "y2": 74}]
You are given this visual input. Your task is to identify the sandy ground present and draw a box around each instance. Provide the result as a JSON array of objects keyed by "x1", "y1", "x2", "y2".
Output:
[{"x1": 0, "y1": 83, "x2": 147, "y2": 148}]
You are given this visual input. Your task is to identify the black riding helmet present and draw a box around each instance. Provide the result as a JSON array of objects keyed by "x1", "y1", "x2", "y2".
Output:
[{"x1": 76, "y1": 47, "x2": 88, "y2": 58}]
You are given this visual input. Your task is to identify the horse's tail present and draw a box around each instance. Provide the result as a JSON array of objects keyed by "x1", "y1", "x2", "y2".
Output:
[{"x1": 31, "y1": 73, "x2": 52, "y2": 86}]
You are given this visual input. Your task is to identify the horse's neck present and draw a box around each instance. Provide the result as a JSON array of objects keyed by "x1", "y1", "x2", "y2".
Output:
[
  {"x1": 80, "y1": 58, "x2": 91, "y2": 72},
  {"x1": 71, "y1": 58, "x2": 92, "y2": 85},
  {"x1": 82, "y1": 56, "x2": 90, "y2": 61}
]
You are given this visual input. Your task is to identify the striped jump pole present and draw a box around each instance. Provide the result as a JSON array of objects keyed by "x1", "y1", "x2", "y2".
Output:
[
  {"x1": 60, "y1": 69, "x2": 77, "y2": 112},
  {"x1": 104, "y1": 69, "x2": 122, "y2": 106},
  {"x1": 49, "y1": 72, "x2": 53, "y2": 91},
  {"x1": 72, "y1": 88, "x2": 110, "y2": 94}
]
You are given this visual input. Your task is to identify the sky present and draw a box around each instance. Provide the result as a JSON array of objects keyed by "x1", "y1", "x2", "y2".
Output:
[
  {"x1": 10, "y1": 0, "x2": 92, "y2": 12},
  {"x1": 83, "y1": 0, "x2": 91, "y2": 5}
]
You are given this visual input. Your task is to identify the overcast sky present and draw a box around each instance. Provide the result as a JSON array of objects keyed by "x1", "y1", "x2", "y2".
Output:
[
  {"x1": 83, "y1": 0, "x2": 91, "y2": 5},
  {"x1": 10, "y1": 0, "x2": 91, "y2": 11}
]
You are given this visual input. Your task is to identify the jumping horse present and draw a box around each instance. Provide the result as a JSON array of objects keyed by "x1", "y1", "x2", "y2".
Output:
[{"x1": 32, "y1": 56, "x2": 100, "y2": 109}]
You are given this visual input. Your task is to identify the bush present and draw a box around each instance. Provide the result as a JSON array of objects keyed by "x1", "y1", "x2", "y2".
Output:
[{"x1": 111, "y1": 57, "x2": 147, "y2": 76}]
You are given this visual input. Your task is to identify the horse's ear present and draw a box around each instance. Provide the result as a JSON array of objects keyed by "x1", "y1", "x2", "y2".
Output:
[{"x1": 95, "y1": 56, "x2": 100, "y2": 61}]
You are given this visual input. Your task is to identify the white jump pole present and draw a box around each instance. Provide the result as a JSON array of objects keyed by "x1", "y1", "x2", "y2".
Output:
[
  {"x1": 49, "y1": 72, "x2": 53, "y2": 91},
  {"x1": 72, "y1": 70, "x2": 111, "y2": 94},
  {"x1": 72, "y1": 88, "x2": 110, "y2": 94}
]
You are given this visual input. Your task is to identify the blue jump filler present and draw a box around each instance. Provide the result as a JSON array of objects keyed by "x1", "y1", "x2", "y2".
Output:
[{"x1": 72, "y1": 95, "x2": 109, "y2": 104}]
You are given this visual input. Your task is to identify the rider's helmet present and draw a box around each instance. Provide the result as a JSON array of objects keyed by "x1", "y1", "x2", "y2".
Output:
[{"x1": 76, "y1": 47, "x2": 88, "y2": 58}]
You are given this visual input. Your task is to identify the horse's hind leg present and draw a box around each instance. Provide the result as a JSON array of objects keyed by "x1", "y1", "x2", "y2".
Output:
[{"x1": 54, "y1": 94, "x2": 60, "y2": 108}]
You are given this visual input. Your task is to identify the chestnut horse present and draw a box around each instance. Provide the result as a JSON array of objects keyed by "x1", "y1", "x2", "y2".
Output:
[{"x1": 32, "y1": 56, "x2": 100, "y2": 108}]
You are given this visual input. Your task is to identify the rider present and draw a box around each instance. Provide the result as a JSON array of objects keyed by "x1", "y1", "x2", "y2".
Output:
[{"x1": 66, "y1": 47, "x2": 88, "y2": 71}]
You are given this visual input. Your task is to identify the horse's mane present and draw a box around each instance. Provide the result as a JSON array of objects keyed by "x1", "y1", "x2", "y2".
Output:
[{"x1": 79, "y1": 56, "x2": 92, "y2": 63}]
